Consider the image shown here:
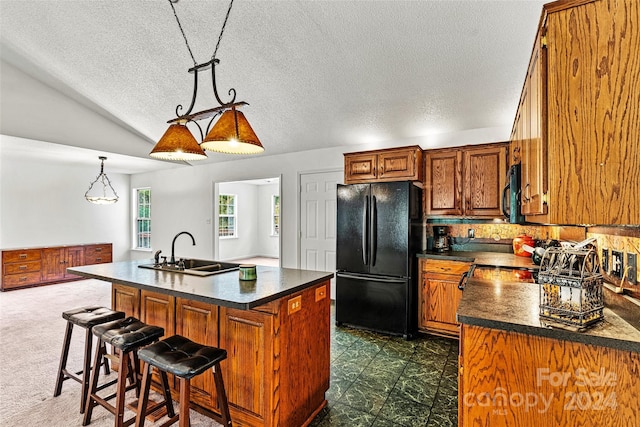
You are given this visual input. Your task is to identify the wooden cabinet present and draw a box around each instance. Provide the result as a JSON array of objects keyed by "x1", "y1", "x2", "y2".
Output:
[
  {"x1": 418, "y1": 258, "x2": 471, "y2": 338},
  {"x1": 176, "y1": 299, "x2": 220, "y2": 410},
  {"x1": 510, "y1": 28, "x2": 547, "y2": 217},
  {"x1": 424, "y1": 143, "x2": 507, "y2": 217},
  {"x1": 511, "y1": 0, "x2": 640, "y2": 224},
  {"x1": 1, "y1": 243, "x2": 112, "y2": 291},
  {"x1": 111, "y1": 280, "x2": 331, "y2": 427},
  {"x1": 84, "y1": 244, "x2": 112, "y2": 265},
  {"x1": 459, "y1": 324, "x2": 640, "y2": 426},
  {"x1": 112, "y1": 284, "x2": 140, "y2": 318},
  {"x1": 41, "y1": 246, "x2": 84, "y2": 282},
  {"x1": 1, "y1": 249, "x2": 42, "y2": 290},
  {"x1": 344, "y1": 145, "x2": 423, "y2": 184}
]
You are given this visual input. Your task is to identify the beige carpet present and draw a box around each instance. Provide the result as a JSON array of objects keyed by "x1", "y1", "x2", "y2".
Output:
[{"x1": 0, "y1": 280, "x2": 221, "y2": 426}]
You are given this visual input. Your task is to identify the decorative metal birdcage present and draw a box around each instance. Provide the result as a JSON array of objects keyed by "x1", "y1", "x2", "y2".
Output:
[{"x1": 538, "y1": 245, "x2": 604, "y2": 329}]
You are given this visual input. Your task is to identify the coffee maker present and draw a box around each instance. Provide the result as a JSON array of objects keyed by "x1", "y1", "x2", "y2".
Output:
[{"x1": 433, "y1": 226, "x2": 450, "y2": 252}]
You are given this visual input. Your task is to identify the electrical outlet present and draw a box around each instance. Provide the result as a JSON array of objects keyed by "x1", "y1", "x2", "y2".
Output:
[
  {"x1": 611, "y1": 250, "x2": 624, "y2": 278},
  {"x1": 602, "y1": 248, "x2": 609, "y2": 273},
  {"x1": 468, "y1": 228, "x2": 475, "y2": 239},
  {"x1": 627, "y1": 253, "x2": 637, "y2": 284}
]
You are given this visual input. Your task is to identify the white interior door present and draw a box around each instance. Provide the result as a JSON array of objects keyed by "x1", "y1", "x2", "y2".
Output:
[{"x1": 300, "y1": 170, "x2": 342, "y2": 299}]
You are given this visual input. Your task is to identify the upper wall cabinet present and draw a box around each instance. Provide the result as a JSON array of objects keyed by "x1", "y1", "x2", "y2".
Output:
[
  {"x1": 344, "y1": 146, "x2": 423, "y2": 184},
  {"x1": 511, "y1": 0, "x2": 640, "y2": 225},
  {"x1": 424, "y1": 143, "x2": 508, "y2": 218}
]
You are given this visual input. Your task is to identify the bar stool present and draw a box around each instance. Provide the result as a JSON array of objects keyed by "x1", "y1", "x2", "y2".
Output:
[
  {"x1": 54, "y1": 306, "x2": 126, "y2": 413},
  {"x1": 83, "y1": 317, "x2": 171, "y2": 427},
  {"x1": 135, "y1": 335, "x2": 232, "y2": 427}
]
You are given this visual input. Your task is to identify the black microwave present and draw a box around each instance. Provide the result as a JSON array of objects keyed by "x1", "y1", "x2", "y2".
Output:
[{"x1": 502, "y1": 164, "x2": 525, "y2": 224}]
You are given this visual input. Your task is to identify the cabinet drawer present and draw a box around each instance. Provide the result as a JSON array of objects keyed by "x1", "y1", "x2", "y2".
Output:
[
  {"x1": 85, "y1": 245, "x2": 112, "y2": 264},
  {"x1": 3, "y1": 272, "x2": 42, "y2": 289},
  {"x1": 2, "y1": 249, "x2": 41, "y2": 263},
  {"x1": 4, "y1": 260, "x2": 41, "y2": 275},
  {"x1": 421, "y1": 258, "x2": 471, "y2": 275}
]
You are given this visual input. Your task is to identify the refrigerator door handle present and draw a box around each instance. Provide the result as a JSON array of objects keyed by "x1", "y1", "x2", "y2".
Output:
[
  {"x1": 337, "y1": 272, "x2": 407, "y2": 284},
  {"x1": 362, "y1": 195, "x2": 369, "y2": 265},
  {"x1": 370, "y1": 195, "x2": 377, "y2": 266}
]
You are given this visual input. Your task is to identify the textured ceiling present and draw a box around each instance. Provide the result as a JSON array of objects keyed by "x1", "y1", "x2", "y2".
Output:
[{"x1": 0, "y1": 0, "x2": 546, "y2": 171}]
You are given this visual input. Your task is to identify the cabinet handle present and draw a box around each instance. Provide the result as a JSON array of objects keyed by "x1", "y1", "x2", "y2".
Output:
[
  {"x1": 19, "y1": 254, "x2": 27, "y2": 259},
  {"x1": 19, "y1": 265, "x2": 27, "y2": 270},
  {"x1": 95, "y1": 248, "x2": 102, "y2": 252},
  {"x1": 523, "y1": 183, "x2": 531, "y2": 202},
  {"x1": 19, "y1": 276, "x2": 27, "y2": 282},
  {"x1": 457, "y1": 271, "x2": 470, "y2": 290},
  {"x1": 96, "y1": 257, "x2": 102, "y2": 262}
]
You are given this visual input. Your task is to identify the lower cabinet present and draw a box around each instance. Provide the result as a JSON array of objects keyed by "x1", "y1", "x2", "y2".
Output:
[
  {"x1": 418, "y1": 258, "x2": 471, "y2": 338},
  {"x1": 1, "y1": 243, "x2": 112, "y2": 291},
  {"x1": 111, "y1": 280, "x2": 331, "y2": 427},
  {"x1": 459, "y1": 324, "x2": 640, "y2": 426},
  {"x1": 41, "y1": 246, "x2": 84, "y2": 282},
  {"x1": 175, "y1": 298, "x2": 220, "y2": 411}
]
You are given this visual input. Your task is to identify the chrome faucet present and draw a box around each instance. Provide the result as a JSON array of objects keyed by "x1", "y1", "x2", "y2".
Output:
[{"x1": 170, "y1": 231, "x2": 196, "y2": 265}]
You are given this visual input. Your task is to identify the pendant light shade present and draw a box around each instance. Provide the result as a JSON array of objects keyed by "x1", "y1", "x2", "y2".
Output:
[
  {"x1": 150, "y1": 123, "x2": 207, "y2": 161},
  {"x1": 201, "y1": 108, "x2": 264, "y2": 154},
  {"x1": 85, "y1": 156, "x2": 119, "y2": 204}
]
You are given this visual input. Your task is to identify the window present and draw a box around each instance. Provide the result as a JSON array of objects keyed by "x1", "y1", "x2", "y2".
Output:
[
  {"x1": 219, "y1": 194, "x2": 237, "y2": 238},
  {"x1": 135, "y1": 188, "x2": 151, "y2": 249},
  {"x1": 272, "y1": 194, "x2": 280, "y2": 236}
]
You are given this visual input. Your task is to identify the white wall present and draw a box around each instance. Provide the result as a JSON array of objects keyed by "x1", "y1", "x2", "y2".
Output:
[
  {"x1": 257, "y1": 183, "x2": 280, "y2": 258},
  {"x1": 129, "y1": 145, "x2": 347, "y2": 268},
  {"x1": 0, "y1": 139, "x2": 131, "y2": 261},
  {"x1": 217, "y1": 182, "x2": 258, "y2": 261}
]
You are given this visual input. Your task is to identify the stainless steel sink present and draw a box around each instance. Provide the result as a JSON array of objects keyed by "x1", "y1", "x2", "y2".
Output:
[{"x1": 138, "y1": 259, "x2": 240, "y2": 277}]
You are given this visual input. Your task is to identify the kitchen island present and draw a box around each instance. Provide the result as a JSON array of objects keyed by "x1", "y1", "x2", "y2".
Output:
[
  {"x1": 457, "y1": 278, "x2": 640, "y2": 426},
  {"x1": 69, "y1": 260, "x2": 333, "y2": 427}
]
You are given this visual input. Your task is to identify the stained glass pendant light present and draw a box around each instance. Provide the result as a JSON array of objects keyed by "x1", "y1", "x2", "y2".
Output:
[{"x1": 85, "y1": 156, "x2": 119, "y2": 204}]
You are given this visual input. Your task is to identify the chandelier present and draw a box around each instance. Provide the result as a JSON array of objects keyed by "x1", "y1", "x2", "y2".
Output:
[
  {"x1": 85, "y1": 156, "x2": 119, "y2": 204},
  {"x1": 150, "y1": 0, "x2": 264, "y2": 161}
]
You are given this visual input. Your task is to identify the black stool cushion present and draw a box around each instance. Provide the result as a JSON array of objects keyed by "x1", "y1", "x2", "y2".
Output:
[
  {"x1": 93, "y1": 317, "x2": 164, "y2": 353},
  {"x1": 62, "y1": 306, "x2": 125, "y2": 329},
  {"x1": 138, "y1": 335, "x2": 227, "y2": 379}
]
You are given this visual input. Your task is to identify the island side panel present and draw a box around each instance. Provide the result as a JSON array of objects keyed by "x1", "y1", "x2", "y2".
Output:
[
  {"x1": 219, "y1": 280, "x2": 331, "y2": 427},
  {"x1": 459, "y1": 324, "x2": 640, "y2": 426}
]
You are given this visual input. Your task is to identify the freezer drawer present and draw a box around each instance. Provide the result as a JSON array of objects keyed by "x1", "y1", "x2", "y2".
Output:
[{"x1": 336, "y1": 273, "x2": 415, "y2": 338}]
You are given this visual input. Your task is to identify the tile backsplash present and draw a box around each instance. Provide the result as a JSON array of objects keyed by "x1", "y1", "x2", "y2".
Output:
[{"x1": 426, "y1": 223, "x2": 640, "y2": 296}]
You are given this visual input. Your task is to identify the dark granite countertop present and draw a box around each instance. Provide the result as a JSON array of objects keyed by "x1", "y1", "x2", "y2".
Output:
[
  {"x1": 417, "y1": 250, "x2": 539, "y2": 270},
  {"x1": 68, "y1": 260, "x2": 333, "y2": 310},
  {"x1": 457, "y1": 278, "x2": 640, "y2": 352}
]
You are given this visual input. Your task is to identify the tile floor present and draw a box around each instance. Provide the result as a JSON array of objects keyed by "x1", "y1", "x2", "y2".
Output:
[{"x1": 310, "y1": 305, "x2": 459, "y2": 427}]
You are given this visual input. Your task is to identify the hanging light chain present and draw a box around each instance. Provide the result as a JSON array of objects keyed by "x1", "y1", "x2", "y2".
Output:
[
  {"x1": 168, "y1": 0, "x2": 197, "y2": 67},
  {"x1": 212, "y1": 0, "x2": 234, "y2": 60},
  {"x1": 168, "y1": 0, "x2": 235, "y2": 65}
]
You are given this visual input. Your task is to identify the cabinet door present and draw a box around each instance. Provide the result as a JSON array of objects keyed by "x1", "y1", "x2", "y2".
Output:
[
  {"x1": 140, "y1": 290, "x2": 175, "y2": 336},
  {"x1": 377, "y1": 148, "x2": 421, "y2": 181},
  {"x1": 64, "y1": 246, "x2": 85, "y2": 279},
  {"x1": 522, "y1": 35, "x2": 547, "y2": 216},
  {"x1": 463, "y1": 145, "x2": 507, "y2": 217},
  {"x1": 344, "y1": 153, "x2": 378, "y2": 183},
  {"x1": 219, "y1": 306, "x2": 273, "y2": 426},
  {"x1": 176, "y1": 299, "x2": 220, "y2": 410},
  {"x1": 41, "y1": 248, "x2": 65, "y2": 282},
  {"x1": 112, "y1": 284, "x2": 140, "y2": 318},
  {"x1": 418, "y1": 259, "x2": 468, "y2": 337},
  {"x1": 425, "y1": 150, "x2": 463, "y2": 215}
]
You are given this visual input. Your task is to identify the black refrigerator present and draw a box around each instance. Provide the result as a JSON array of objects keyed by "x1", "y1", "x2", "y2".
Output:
[{"x1": 335, "y1": 181, "x2": 423, "y2": 338}]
